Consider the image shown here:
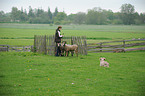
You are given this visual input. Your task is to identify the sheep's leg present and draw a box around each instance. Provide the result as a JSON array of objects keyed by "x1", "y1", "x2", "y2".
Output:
[
  {"x1": 66, "y1": 51, "x2": 69, "y2": 56},
  {"x1": 75, "y1": 50, "x2": 78, "y2": 57},
  {"x1": 71, "y1": 51, "x2": 74, "y2": 56},
  {"x1": 66, "y1": 51, "x2": 68, "y2": 56},
  {"x1": 64, "y1": 51, "x2": 66, "y2": 56},
  {"x1": 61, "y1": 50, "x2": 64, "y2": 56},
  {"x1": 68, "y1": 51, "x2": 70, "y2": 56}
]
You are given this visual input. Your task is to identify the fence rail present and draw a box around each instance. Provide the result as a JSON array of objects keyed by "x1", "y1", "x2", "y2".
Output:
[
  {"x1": 1, "y1": 38, "x2": 145, "y2": 53},
  {"x1": 88, "y1": 39, "x2": 145, "y2": 53},
  {"x1": 0, "y1": 45, "x2": 32, "y2": 52},
  {"x1": 0, "y1": 45, "x2": 9, "y2": 51},
  {"x1": 88, "y1": 39, "x2": 145, "y2": 45}
]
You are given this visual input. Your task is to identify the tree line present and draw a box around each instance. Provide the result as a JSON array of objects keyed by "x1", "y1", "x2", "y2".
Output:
[{"x1": 0, "y1": 4, "x2": 145, "y2": 25}]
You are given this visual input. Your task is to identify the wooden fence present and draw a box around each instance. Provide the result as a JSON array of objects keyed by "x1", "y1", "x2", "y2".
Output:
[
  {"x1": 1, "y1": 38, "x2": 144, "y2": 53},
  {"x1": 34, "y1": 35, "x2": 48, "y2": 54},
  {"x1": 0, "y1": 45, "x2": 9, "y2": 52},
  {"x1": 71, "y1": 36, "x2": 87, "y2": 55},
  {"x1": 0, "y1": 45, "x2": 32, "y2": 52},
  {"x1": 88, "y1": 39, "x2": 145, "y2": 53},
  {"x1": 34, "y1": 35, "x2": 87, "y2": 55}
]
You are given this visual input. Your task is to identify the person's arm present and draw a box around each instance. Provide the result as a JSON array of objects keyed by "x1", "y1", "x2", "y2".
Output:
[{"x1": 58, "y1": 31, "x2": 63, "y2": 37}]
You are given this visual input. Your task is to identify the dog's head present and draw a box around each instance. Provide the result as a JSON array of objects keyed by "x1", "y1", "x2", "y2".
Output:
[{"x1": 100, "y1": 57, "x2": 106, "y2": 61}]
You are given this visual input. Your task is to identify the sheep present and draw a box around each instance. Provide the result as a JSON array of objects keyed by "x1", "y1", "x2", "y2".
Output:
[
  {"x1": 60, "y1": 41, "x2": 78, "y2": 57},
  {"x1": 64, "y1": 44, "x2": 78, "y2": 56},
  {"x1": 100, "y1": 57, "x2": 109, "y2": 67},
  {"x1": 113, "y1": 49, "x2": 125, "y2": 53}
]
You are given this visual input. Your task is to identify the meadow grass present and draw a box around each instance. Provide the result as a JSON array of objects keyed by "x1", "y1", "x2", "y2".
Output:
[
  {"x1": 0, "y1": 24, "x2": 145, "y2": 45},
  {"x1": 0, "y1": 24, "x2": 145, "y2": 96},
  {"x1": 0, "y1": 51, "x2": 145, "y2": 96},
  {"x1": 0, "y1": 39, "x2": 33, "y2": 46},
  {"x1": 0, "y1": 24, "x2": 145, "y2": 32}
]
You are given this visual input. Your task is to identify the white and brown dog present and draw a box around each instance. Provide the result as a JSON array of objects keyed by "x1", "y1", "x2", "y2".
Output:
[{"x1": 100, "y1": 57, "x2": 109, "y2": 67}]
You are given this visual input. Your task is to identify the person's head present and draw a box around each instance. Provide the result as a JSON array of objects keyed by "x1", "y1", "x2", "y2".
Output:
[{"x1": 58, "y1": 26, "x2": 62, "y2": 30}]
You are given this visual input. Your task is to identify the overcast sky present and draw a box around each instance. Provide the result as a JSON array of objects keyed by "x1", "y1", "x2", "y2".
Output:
[{"x1": 0, "y1": 0, "x2": 145, "y2": 14}]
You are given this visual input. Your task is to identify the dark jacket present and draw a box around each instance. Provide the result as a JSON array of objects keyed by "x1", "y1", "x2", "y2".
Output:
[{"x1": 55, "y1": 29, "x2": 62, "y2": 43}]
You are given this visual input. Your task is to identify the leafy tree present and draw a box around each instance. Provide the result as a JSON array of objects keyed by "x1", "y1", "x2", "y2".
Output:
[
  {"x1": 40, "y1": 12, "x2": 49, "y2": 23},
  {"x1": 120, "y1": 4, "x2": 135, "y2": 25},
  {"x1": 106, "y1": 10, "x2": 114, "y2": 20},
  {"x1": 28, "y1": 6, "x2": 35, "y2": 18},
  {"x1": 20, "y1": 7, "x2": 28, "y2": 21},
  {"x1": 74, "y1": 12, "x2": 86, "y2": 24},
  {"x1": 0, "y1": 11, "x2": 5, "y2": 18},
  {"x1": 139, "y1": 13, "x2": 145, "y2": 24},
  {"x1": 86, "y1": 7, "x2": 107, "y2": 25},
  {"x1": 0, "y1": 11, "x2": 6, "y2": 22},
  {"x1": 36, "y1": 8, "x2": 44, "y2": 17},
  {"x1": 48, "y1": 7, "x2": 52, "y2": 20},
  {"x1": 0, "y1": 5, "x2": 144, "y2": 25},
  {"x1": 67, "y1": 14, "x2": 76, "y2": 24},
  {"x1": 53, "y1": 7, "x2": 58, "y2": 17},
  {"x1": 54, "y1": 12, "x2": 67, "y2": 24},
  {"x1": 86, "y1": 9, "x2": 97, "y2": 24},
  {"x1": 11, "y1": 7, "x2": 21, "y2": 21}
]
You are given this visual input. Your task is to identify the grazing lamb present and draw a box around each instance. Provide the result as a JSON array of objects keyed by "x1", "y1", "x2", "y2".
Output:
[
  {"x1": 100, "y1": 57, "x2": 109, "y2": 67},
  {"x1": 60, "y1": 41, "x2": 78, "y2": 56},
  {"x1": 113, "y1": 49, "x2": 125, "y2": 53}
]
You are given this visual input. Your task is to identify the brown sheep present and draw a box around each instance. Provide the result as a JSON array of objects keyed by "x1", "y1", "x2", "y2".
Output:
[
  {"x1": 60, "y1": 42, "x2": 78, "y2": 56},
  {"x1": 113, "y1": 49, "x2": 125, "y2": 53}
]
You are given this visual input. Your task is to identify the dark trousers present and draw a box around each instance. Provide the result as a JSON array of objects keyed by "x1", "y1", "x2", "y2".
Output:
[{"x1": 55, "y1": 43, "x2": 61, "y2": 56}]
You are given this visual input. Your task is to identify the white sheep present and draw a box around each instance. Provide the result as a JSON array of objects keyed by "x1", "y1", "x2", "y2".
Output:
[{"x1": 100, "y1": 57, "x2": 109, "y2": 67}]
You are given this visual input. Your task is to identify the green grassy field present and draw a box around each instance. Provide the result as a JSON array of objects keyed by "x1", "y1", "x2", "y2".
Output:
[
  {"x1": 0, "y1": 24, "x2": 145, "y2": 96},
  {"x1": 0, "y1": 52, "x2": 145, "y2": 96},
  {"x1": 0, "y1": 24, "x2": 145, "y2": 45}
]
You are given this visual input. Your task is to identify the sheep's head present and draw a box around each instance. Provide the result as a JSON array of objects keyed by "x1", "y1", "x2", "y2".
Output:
[
  {"x1": 62, "y1": 41, "x2": 67, "y2": 46},
  {"x1": 100, "y1": 57, "x2": 106, "y2": 61}
]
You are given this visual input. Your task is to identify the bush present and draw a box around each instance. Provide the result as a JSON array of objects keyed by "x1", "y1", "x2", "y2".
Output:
[
  {"x1": 54, "y1": 21, "x2": 61, "y2": 25},
  {"x1": 134, "y1": 19, "x2": 142, "y2": 25},
  {"x1": 112, "y1": 19, "x2": 123, "y2": 25}
]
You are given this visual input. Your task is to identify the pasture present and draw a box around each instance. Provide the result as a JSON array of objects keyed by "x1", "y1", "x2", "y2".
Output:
[
  {"x1": 0, "y1": 52, "x2": 145, "y2": 96},
  {"x1": 0, "y1": 24, "x2": 145, "y2": 96},
  {"x1": 0, "y1": 24, "x2": 145, "y2": 45}
]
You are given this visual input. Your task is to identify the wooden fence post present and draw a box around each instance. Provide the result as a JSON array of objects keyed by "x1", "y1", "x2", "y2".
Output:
[
  {"x1": 44, "y1": 35, "x2": 47, "y2": 55},
  {"x1": 83, "y1": 36, "x2": 87, "y2": 55},
  {"x1": 123, "y1": 40, "x2": 125, "y2": 49},
  {"x1": 100, "y1": 43, "x2": 102, "y2": 52},
  {"x1": 34, "y1": 35, "x2": 36, "y2": 52},
  {"x1": 23, "y1": 46, "x2": 25, "y2": 51},
  {"x1": 31, "y1": 46, "x2": 33, "y2": 52},
  {"x1": 71, "y1": 36, "x2": 73, "y2": 45},
  {"x1": 7, "y1": 45, "x2": 9, "y2": 52},
  {"x1": 48, "y1": 35, "x2": 55, "y2": 56}
]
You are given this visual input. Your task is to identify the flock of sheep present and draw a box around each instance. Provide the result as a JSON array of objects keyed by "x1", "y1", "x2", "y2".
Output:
[{"x1": 58, "y1": 41, "x2": 109, "y2": 67}]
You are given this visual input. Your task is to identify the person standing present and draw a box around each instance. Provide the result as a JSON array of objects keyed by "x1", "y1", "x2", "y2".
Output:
[{"x1": 54, "y1": 26, "x2": 63, "y2": 56}]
